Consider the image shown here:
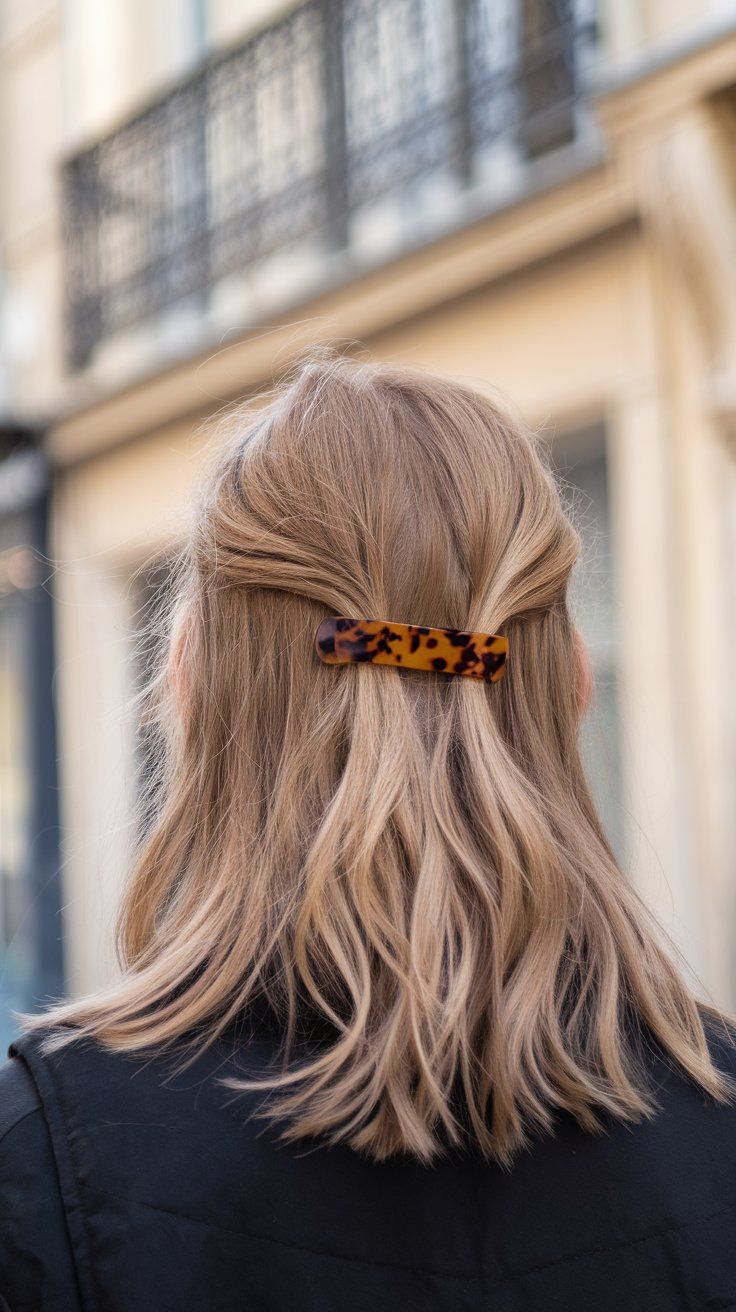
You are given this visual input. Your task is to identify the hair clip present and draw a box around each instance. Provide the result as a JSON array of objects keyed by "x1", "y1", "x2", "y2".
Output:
[{"x1": 314, "y1": 616, "x2": 508, "y2": 683}]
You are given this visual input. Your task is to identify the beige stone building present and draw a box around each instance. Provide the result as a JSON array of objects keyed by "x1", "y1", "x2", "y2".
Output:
[{"x1": 0, "y1": 0, "x2": 735, "y2": 1021}]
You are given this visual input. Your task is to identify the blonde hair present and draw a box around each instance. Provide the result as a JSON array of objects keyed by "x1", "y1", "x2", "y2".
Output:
[{"x1": 32, "y1": 351, "x2": 734, "y2": 1163}]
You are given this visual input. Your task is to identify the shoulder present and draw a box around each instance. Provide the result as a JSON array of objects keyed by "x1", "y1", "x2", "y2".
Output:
[
  {"x1": 702, "y1": 1012, "x2": 736, "y2": 1076},
  {"x1": 572, "y1": 1013, "x2": 736, "y2": 1229},
  {"x1": 621, "y1": 1011, "x2": 736, "y2": 1148},
  {"x1": 10, "y1": 1019, "x2": 281, "y2": 1105},
  {"x1": 0, "y1": 1051, "x2": 42, "y2": 1145},
  {"x1": 0, "y1": 1051, "x2": 79, "y2": 1311},
  {"x1": 656, "y1": 1010, "x2": 736, "y2": 1115}
]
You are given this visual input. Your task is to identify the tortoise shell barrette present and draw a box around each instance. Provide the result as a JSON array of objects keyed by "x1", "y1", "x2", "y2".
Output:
[{"x1": 314, "y1": 616, "x2": 508, "y2": 683}]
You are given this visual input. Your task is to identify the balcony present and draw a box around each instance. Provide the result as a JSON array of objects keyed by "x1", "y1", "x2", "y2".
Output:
[{"x1": 62, "y1": 0, "x2": 597, "y2": 372}]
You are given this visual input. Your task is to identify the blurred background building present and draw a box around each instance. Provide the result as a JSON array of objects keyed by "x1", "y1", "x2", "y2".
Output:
[{"x1": 0, "y1": 0, "x2": 735, "y2": 1040}]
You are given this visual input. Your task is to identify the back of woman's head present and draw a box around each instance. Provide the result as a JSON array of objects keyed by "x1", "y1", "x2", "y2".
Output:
[{"x1": 36, "y1": 351, "x2": 733, "y2": 1162}]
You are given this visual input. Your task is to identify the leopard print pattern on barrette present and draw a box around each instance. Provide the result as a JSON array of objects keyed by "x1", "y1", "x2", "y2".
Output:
[{"x1": 315, "y1": 617, "x2": 508, "y2": 683}]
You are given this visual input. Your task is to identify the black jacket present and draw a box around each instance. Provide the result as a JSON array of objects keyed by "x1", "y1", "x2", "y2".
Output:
[{"x1": 1, "y1": 1020, "x2": 736, "y2": 1312}]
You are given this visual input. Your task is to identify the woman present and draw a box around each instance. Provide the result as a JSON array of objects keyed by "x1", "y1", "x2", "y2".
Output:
[{"x1": 1, "y1": 353, "x2": 735, "y2": 1311}]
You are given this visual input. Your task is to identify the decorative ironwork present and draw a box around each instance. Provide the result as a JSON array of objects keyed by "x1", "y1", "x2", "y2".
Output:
[{"x1": 62, "y1": 0, "x2": 595, "y2": 370}]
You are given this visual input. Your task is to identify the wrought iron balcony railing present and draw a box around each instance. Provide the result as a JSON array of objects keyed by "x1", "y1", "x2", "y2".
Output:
[{"x1": 62, "y1": 0, "x2": 595, "y2": 370}]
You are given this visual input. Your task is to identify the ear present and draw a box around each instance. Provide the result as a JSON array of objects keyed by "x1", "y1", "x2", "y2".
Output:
[{"x1": 573, "y1": 626, "x2": 594, "y2": 717}]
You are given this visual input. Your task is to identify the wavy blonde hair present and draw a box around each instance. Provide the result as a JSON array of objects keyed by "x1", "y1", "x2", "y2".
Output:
[{"x1": 32, "y1": 351, "x2": 734, "y2": 1163}]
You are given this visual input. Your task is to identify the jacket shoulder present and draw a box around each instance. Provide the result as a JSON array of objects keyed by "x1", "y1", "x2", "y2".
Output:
[
  {"x1": 702, "y1": 1014, "x2": 736, "y2": 1075},
  {"x1": 0, "y1": 1052, "x2": 41, "y2": 1142},
  {"x1": 0, "y1": 1051, "x2": 80, "y2": 1311}
]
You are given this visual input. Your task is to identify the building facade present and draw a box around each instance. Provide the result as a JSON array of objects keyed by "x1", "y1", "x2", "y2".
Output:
[{"x1": 1, "y1": 0, "x2": 735, "y2": 1022}]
